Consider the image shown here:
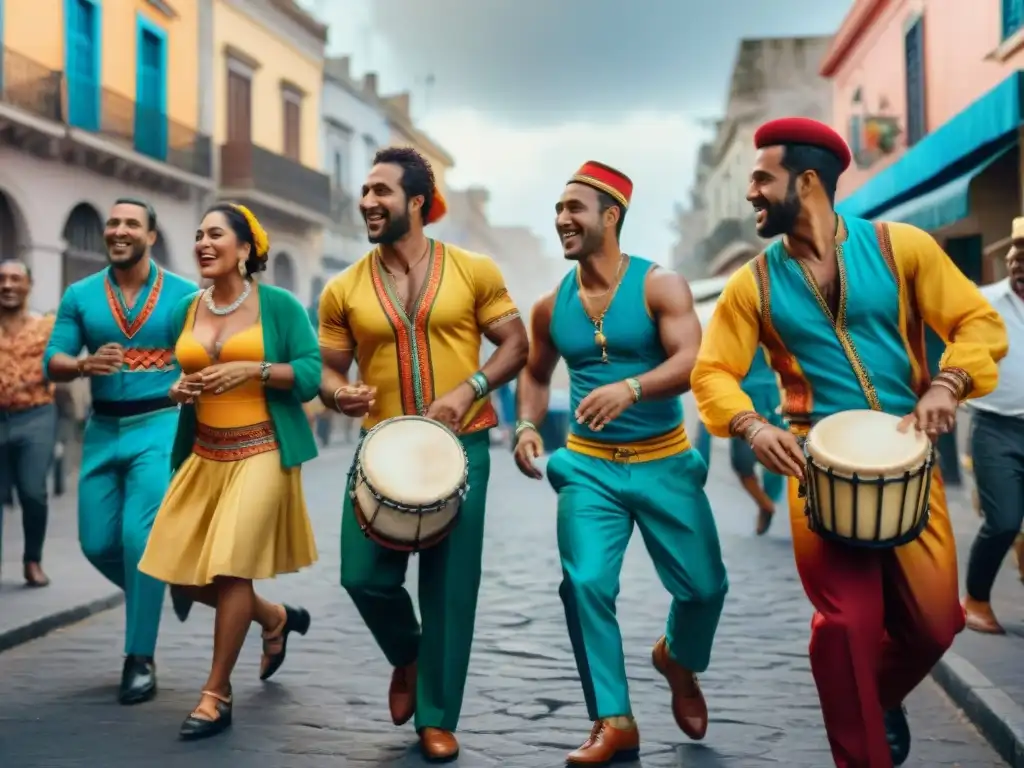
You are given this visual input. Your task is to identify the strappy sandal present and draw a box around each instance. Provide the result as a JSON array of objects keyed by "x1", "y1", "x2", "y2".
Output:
[
  {"x1": 179, "y1": 689, "x2": 233, "y2": 741},
  {"x1": 260, "y1": 604, "x2": 311, "y2": 681}
]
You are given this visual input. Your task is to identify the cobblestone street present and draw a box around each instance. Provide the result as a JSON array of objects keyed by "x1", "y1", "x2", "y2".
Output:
[{"x1": 0, "y1": 437, "x2": 1006, "y2": 767}]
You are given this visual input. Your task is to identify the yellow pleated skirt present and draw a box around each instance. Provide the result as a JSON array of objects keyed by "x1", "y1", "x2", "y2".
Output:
[{"x1": 139, "y1": 449, "x2": 318, "y2": 586}]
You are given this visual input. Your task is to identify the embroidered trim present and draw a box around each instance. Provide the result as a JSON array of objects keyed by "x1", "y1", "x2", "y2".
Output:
[
  {"x1": 483, "y1": 309, "x2": 521, "y2": 330},
  {"x1": 750, "y1": 253, "x2": 813, "y2": 423},
  {"x1": 105, "y1": 268, "x2": 164, "y2": 340},
  {"x1": 370, "y1": 241, "x2": 445, "y2": 415},
  {"x1": 123, "y1": 348, "x2": 175, "y2": 371},
  {"x1": 795, "y1": 243, "x2": 882, "y2": 411},
  {"x1": 462, "y1": 402, "x2": 498, "y2": 434},
  {"x1": 873, "y1": 222, "x2": 900, "y2": 288},
  {"x1": 193, "y1": 422, "x2": 278, "y2": 462}
]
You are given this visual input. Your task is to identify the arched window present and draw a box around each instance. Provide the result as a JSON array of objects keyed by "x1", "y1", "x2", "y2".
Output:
[
  {"x1": 61, "y1": 203, "x2": 106, "y2": 289},
  {"x1": 272, "y1": 251, "x2": 296, "y2": 293}
]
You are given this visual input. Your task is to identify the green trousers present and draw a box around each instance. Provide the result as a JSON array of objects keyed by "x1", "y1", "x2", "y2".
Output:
[
  {"x1": 547, "y1": 446, "x2": 728, "y2": 720},
  {"x1": 79, "y1": 410, "x2": 176, "y2": 656},
  {"x1": 341, "y1": 430, "x2": 491, "y2": 732}
]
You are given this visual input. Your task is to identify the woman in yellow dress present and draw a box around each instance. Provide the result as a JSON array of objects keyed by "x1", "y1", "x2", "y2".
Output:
[{"x1": 139, "y1": 203, "x2": 320, "y2": 740}]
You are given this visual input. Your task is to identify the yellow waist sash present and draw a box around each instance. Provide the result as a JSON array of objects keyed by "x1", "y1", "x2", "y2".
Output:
[{"x1": 566, "y1": 424, "x2": 690, "y2": 463}]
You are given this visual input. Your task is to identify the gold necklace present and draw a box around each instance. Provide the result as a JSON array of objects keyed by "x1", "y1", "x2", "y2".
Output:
[{"x1": 576, "y1": 255, "x2": 626, "y2": 363}]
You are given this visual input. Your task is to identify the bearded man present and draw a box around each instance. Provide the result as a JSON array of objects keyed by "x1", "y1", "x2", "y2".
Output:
[
  {"x1": 44, "y1": 197, "x2": 197, "y2": 704},
  {"x1": 317, "y1": 147, "x2": 528, "y2": 762}
]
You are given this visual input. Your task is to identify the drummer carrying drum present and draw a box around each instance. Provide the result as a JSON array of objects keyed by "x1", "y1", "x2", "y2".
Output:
[
  {"x1": 317, "y1": 147, "x2": 528, "y2": 763},
  {"x1": 691, "y1": 117, "x2": 1008, "y2": 768}
]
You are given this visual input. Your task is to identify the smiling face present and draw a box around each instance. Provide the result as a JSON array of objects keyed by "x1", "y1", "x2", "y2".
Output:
[
  {"x1": 555, "y1": 183, "x2": 613, "y2": 261},
  {"x1": 0, "y1": 260, "x2": 30, "y2": 311},
  {"x1": 360, "y1": 163, "x2": 416, "y2": 245},
  {"x1": 194, "y1": 211, "x2": 250, "y2": 280},
  {"x1": 747, "y1": 146, "x2": 803, "y2": 239},
  {"x1": 1008, "y1": 242, "x2": 1024, "y2": 295},
  {"x1": 104, "y1": 202, "x2": 154, "y2": 269}
]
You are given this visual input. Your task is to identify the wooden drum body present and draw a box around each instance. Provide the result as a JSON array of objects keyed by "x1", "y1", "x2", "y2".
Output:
[
  {"x1": 350, "y1": 416, "x2": 469, "y2": 552},
  {"x1": 803, "y1": 409, "x2": 934, "y2": 548}
]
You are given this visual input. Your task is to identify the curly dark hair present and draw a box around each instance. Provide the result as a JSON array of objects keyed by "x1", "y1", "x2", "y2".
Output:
[
  {"x1": 206, "y1": 203, "x2": 266, "y2": 277},
  {"x1": 373, "y1": 146, "x2": 436, "y2": 224}
]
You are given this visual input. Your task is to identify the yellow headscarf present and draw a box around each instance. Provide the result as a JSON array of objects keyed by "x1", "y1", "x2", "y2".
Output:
[{"x1": 230, "y1": 204, "x2": 270, "y2": 259}]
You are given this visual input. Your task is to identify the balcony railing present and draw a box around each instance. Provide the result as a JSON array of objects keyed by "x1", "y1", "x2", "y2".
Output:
[
  {"x1": 0, "y1": 47, "x2": 63, "y2": 122},
  {"x1": 0, "y1": 46, "x2": 212, "y2": 178},
  {"x1": 221, "y1": 141, "x2": 331, "y2": 216}
]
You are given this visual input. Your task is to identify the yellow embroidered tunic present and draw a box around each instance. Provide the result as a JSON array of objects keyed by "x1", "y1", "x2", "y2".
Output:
[
  {"x1": 692, "y1": 217, "x2": 1008, "y2": 438},
  {"x1": 318, "y1": 240, "x2": 519, "y2": 432}
]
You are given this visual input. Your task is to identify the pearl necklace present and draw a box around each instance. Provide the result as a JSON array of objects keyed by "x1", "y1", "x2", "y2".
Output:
[{"x1": 204, "y1": 280, "x2": 251, "y2": 316}]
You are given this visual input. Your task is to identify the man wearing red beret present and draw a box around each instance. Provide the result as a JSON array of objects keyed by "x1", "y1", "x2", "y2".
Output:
[
  {"x1": 691, "y1": 117, "x2": 1008, "y2": 766},
  {"x1": 514, "y1": 161, "x2": 728, "y2": 765}
]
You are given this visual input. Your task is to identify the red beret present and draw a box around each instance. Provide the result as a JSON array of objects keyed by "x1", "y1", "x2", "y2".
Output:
[
  {"x1": 569, "y1": 161, "x2": 633, "y2": 208},
  {"x1": 754, "y1": 117, "x2": 852, "y2": 172}
]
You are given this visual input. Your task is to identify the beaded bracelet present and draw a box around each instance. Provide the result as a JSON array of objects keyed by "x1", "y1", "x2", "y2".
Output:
[
  {"x1": 624, "y1": 377, "x2": 642, "y2": 403},
  {"x1": 467, "y1": 371, "x2": 489, "y2": 399}
]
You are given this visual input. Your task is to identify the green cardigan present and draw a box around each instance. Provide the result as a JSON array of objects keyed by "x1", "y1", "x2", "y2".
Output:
[{"x1": 169, "y1": 282, "x2": 322, "y2": 472}]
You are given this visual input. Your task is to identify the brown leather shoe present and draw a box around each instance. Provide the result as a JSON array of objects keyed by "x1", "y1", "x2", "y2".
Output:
[
  {"x1": 652, "y1": 636, "x2": 708, "y2": 740},
  {"x1": 566, "y1": 720, "x2": 640, "y2": 765},
  {"x1": 964, "y1": 597, "x2": 1005, "y2": 635},
  {"x1": 388, "y1": 662, "x2": 416, "y2": 725},
  {"x1": 24, "y1": 562, "x2": 49, "y2": 587},
  {"x1": 418, "y1": 727, "x2": 459, "y2": 762}
]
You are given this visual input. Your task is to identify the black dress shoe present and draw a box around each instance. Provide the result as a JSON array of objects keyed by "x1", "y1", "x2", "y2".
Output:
[
  {"x1": 170, "y1": 587, "x2": 193, "y2": 622},
  {"x1": 259, "y1": 604, "x2": 311, "y2": 681},
  {"x1": 119, "y1": 655, "x2": 157, "y2": 705},
  {"x1": 884, "y1": 704, "x2": 911, "y2": 766},
  {"x1": 179, "y1": 690, "x2": 233, "y2": 741}
]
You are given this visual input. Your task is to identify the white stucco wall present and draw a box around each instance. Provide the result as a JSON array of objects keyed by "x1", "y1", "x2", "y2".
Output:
[{"x1": 0, "y1": 148, "x2": 207, "y2": 313}]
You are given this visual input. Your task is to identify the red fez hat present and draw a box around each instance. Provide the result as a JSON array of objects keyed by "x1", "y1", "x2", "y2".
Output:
[
  {"x1": 569, "y1": 161, "x2": 633, "y2": 208},
  {"x1": 425, "y1": 186, "x2": 447, "y2": 224},
  {"x1": 754, "y1": 117, "x2": 852, "y2": 172}
]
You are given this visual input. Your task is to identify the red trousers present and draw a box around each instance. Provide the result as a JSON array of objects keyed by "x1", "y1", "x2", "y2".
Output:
[{"x1": 788, "y1": 469, "x2": 964, "y2": 767}]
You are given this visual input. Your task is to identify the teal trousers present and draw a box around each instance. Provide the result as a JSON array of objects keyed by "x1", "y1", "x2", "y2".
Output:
[
  {"x1": 341, "y1": 430, "x2": 491, "y2": 732},
  {"x1": 78, "y1": 409, "x2": 176, "y2": 656},
  {"x1": 547, "y1": 447, "x2": 728, "y2": 720}
]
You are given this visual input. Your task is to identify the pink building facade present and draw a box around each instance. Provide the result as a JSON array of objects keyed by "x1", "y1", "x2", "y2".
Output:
[{"x1": 821, "y1": 0, "x2": 1024, "y2": 284}]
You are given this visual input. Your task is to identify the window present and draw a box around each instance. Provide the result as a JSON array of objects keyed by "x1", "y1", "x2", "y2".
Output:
[
  {"x1": 332, "y1": 150, "x2": 343, "y2": 188},
  {"x1": 65, "y1": 0, "x2": 101, "y2": 131},
  {"x1": 1003, "y1": 0, "x2": 1024, "y2": 39},
  {"x1": 226, "y1": 61, "x2": 252, "y2": 144},
  {"x1": 849, "y1": 114, "x2": 862, "y2": 166},
  {"x1": 282, "y1": 87, "x2": 302, "y2": 161},
  {"x1": 904, "y1": 18, "x2": 926, "y2": 146},
  {"x1": 134, "y1": 17, "x2": 167, "y2": 160}
]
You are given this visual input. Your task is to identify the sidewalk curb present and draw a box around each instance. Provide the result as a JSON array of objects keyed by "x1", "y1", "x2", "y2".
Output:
[
  {"x1": 932, "y1": 650, "x2": 1024, "y2": 767},
  {"x1": 0, "y1": 591, "x2": 123, "y2": 654}
]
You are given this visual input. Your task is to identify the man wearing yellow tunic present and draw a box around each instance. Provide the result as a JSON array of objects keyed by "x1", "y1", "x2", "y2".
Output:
[
  {"x1": 691, "y1": 118, "x2": 1007, "y2": 768},
  {"x1": 318, "y1": 147, "x2": 529, "y2": 762}
]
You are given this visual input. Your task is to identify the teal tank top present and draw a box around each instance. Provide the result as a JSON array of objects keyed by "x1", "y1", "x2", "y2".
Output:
[{"x1": 550, "y1": 256, "x2": 683, "y2": 442}]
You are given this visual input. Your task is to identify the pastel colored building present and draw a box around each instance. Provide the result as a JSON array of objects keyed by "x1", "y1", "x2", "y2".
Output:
[
  {"x1": 822, "y1": 0, "x2": 1024, "y2": 285},
  {"x1": 0, "y1": 0, "x2": 214, "y2": 312},
  {"x1": 210, "y1": 0, "x2": 331, "y2": 305}
]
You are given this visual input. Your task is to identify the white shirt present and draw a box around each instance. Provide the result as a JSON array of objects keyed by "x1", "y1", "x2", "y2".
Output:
[{"x1": 968, "y1": 278, "x2": 1024, "y2": 418}]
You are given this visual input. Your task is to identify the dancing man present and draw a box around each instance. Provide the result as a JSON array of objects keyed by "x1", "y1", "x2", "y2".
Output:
[
  {"x1": 44, "y1": 198, "x2": 197, "y2": 704},
  {"x1": 691, "y1": 118, "x2": 1007, "y2": 767},
  {"x1": 514, "y1": 161, "x2": 728, "y2": 765},
  {"x1": 318, "y1": 147, "x2": 528, "y2": 762}
]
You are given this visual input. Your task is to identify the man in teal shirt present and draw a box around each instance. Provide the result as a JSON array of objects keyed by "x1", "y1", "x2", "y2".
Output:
[{"x1": 44, "y1": 198, "x2": 197, "y2": 705}]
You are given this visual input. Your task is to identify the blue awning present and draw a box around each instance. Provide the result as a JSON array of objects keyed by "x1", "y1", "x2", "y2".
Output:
[
  {"x1": 837, "y1": 70, "x2": 1024, "y2": 219},
  {"x1": 870, "y1": 143, "x2": 1015, "y2": 231}
]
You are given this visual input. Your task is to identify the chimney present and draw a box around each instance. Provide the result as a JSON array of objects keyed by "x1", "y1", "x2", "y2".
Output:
[
  {"x1": 325, "y1": 56, "x2": 350, "y2": 83},
  {"x1": 363, "y1": 72, "x2": 378, "y2": 97}
]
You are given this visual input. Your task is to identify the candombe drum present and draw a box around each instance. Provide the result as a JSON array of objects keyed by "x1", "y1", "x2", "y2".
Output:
[
  {"x1": 802, "y1": 409, "x2": 934, "y2": 547},
  {"x1": 350, "y1": 415, "x2": 468, "y2": 551}
]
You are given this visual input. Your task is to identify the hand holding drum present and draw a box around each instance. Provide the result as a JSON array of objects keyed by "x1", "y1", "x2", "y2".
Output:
[
  {"x1": 749, "y1": 424, "x2": 805, "y2": 481},
  {"x1": 333, "y1": 382, "x2": 376, "y2": 417}
]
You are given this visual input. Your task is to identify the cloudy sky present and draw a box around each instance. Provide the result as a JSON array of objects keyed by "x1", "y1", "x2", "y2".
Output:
[{"x1": 305, "y1": 0, "x2": 853, "y2": 264}]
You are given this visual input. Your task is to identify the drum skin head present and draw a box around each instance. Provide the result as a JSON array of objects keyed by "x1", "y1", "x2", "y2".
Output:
[
  {"x1": 807, "y1": 409, "x2": 929, "y2": 476},
  {"x1": 359, "y1": 416, "x2": 467, "y2": 506}
]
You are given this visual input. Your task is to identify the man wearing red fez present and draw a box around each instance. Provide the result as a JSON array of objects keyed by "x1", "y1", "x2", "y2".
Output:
[
  {"x1": 692, "y1": 117, "x2": 1008, "y2": 767},
  {"x1": 318, "y1": 146, "x2": 529, "y2": 762},
  {"x1": 514, "y1": 160, "x2": 728, "y2": 764}
]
